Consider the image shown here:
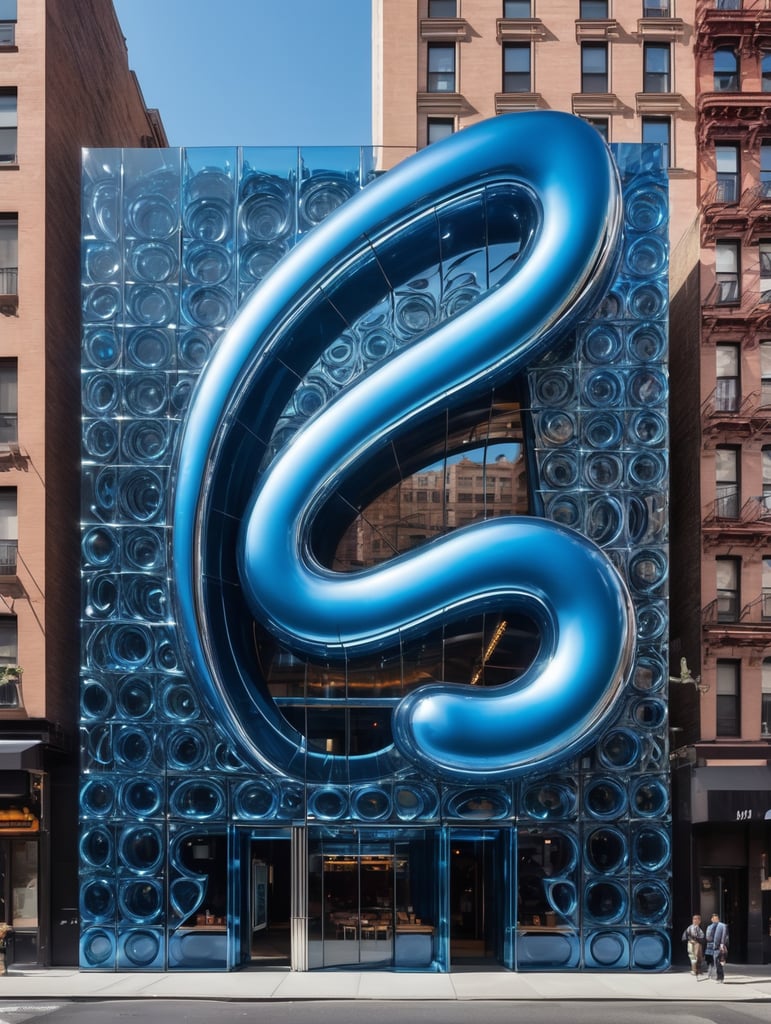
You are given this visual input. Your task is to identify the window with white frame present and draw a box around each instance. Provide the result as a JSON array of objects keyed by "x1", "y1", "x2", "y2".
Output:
[
  {"x1": 0, "y1": 89, "x2": 16, "y2": 164},
  {"x1": 643, "y1": 1, "x2": 670, "y2": 15},
  {"x1": 760, "y1": 240, "x2": 771, "y2": 302},
  {"x1": 428, "y1": 44, "x2": 456, "y2": 92},
  {"x1": 763, "y1": 557, "x2": 771, "y2": 619},
  {"x1": 643, "y1": 43, "x2": 671, "y2": 93},
  {"x1": 503, "y1": 0, "x2": 531, "y2": 15},
  {"x1": 716, "y1": 660, "x2": 740, "y2": 737},
  {"x1": 583, "y1": 117, "x2": 609, "y2": 140},
  {"x1": 0, "y1": 615, "x2": 18, "y2": 708},
  {"x1": 716, "y1": 343, "x2": 740, "y2": 412},
  {"x1": 503, "y1": 43, "x2": 531, "y2": 92},
  {"x1": 716, "y1": 556, "x2": 740, "y2": 622},
  {"x1": 427, "y1": 118, "x2": 454, "y2": 145},
  {"x1": 761, "y1": 342, "x2": 771, "y2": 407},
  {"x1": 713, "y1": 46, "x2": 739, "y2": 92},
  {"x1": 762, "y1": 658, "x2": 771, "y2": 735},
  {"x1": 716, "y1": 445, "x2": 739, "y2": 519},
  {"x1": 0, "y1": 360, "x2": 16, "y2": 444},
  {"x1": 0, "y1": 215, "x2": 17, "y2": 298},
  {"x1": 763, "y1": 52, "x2": 771, "y2": 92},
  {"x1": 761, "y1": 141, "x2": 771, "y2": 197},
  {"x1": 716, "y1": 143, "x2": 739, "y2": 203},
  {"x1": 763, "y1": 446, "x2": 771, "y2": 513},
  {"x1": 0, "y1": 616, "x2": 16, "y2": 665},
  {"x1": 428, "y1": 0, "x2": 457, "y2": 16},
  {"x1": 715, "y1": 240, "x2": 740, "y2": 303},
  {"x1": 0, "y1": 0, "x2": 15, "y2": 46},
  {"x1": 580, "y1": 1, "x2": 608, "y2": 17},
  {"x1": 581, "y1": 43, "x2": 608, "y2": 92},
  {"x1": 0, "y1": 489, "x2": 16, "y2": 575},
  {"x1": 642, "y1": 117, "x2": 670, "y2": 168}
]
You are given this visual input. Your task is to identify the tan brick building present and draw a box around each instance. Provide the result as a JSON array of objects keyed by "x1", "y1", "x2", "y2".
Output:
[{"x1": 0, "y1": 0, "x2": 164, "y2": 966}]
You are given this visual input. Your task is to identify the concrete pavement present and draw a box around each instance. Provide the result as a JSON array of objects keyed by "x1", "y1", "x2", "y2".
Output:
[{"x1": 0, "y1": 964, "x2": 769, "y2": 1001}]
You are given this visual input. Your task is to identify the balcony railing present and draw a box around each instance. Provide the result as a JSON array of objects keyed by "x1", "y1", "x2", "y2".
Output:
[
  {"x1": 0, "y1": 267, "x2": 17, "y2": 294},
  {"x1": 0, "y1": 540, "x2": 17, "y2": 575}
]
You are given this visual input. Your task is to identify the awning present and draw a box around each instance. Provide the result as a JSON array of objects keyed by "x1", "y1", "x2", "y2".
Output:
[
  {"x1": 0, "y1": 740, "x2": 41, "y2": 771},
  {"x1": 691, "y1": 765, "x2": 771, "y2": 823}
]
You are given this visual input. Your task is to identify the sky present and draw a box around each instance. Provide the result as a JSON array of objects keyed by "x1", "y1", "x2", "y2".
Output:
[{"x1": 112, "y1": 0, "x2": 372, "y2": 148}]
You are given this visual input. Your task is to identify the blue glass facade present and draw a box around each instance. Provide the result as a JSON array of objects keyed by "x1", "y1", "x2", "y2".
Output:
[{"x1": 80, "y1": 114, "x2": 670, "y2": 972}]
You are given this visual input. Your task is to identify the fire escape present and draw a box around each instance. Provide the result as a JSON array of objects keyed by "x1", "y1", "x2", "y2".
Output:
[{"x1": 697, "y1": 0, "x2": 771, "y2": 663}]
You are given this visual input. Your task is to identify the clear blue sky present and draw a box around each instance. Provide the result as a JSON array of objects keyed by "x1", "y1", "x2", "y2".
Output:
[{"x1": 113, "y1": 0, "x2": 372, "y2": 148}]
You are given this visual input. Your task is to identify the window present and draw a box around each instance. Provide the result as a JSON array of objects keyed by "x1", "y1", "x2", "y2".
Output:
[
  {"x1": 642, "y1": 117, "x2": 670, "y2": 168},
  {"x1": 428, "y1": 44, "x2": 456, "y2": 93},
  {"x1": 716, "y1": 144, "x2": 740, "y2": 203},
  {"x1": 0, "y1": 616, "x2": 16, "y2": 665},
  {"x1": 0, "y1": 215, "x2": 17, "y2": 299},
  {"x1": 503, "y1": 43, "x2": 531, "y2": 92},
  {"x1": 761, "y1": 343, "x2": 771, "y2": 407},
  {"x1": 715, "y1": 446, "x2": 739, "y2": 518},
  {"x1": 0, "y1": 1, "x2": 15, "y2": 47},
  {"x1": 0, "y1": 89, "x2": 17, "y2": 164},
  {"x1": 761, "y1": 141, "x2": 771, "y2": 197},
  {"x1": 0, "y1": 360, "x2": 16, "y2": 444},
  {"x1": 713, "y1": 47, "x2": 739, "y2": 92},
  {"x1": 581, "y1": 43, "x2": 608, "y2": 92},
  {"x1": 763, "y1": 558, "x2": 771, "y2": 619},
  {"x1": 715, "y1": 240, "x2": 739, "y2": 303},
  {"x1": 0, "y1": 489, "x2": 16, "y2": 575},
  {"x1": 762, "y1": 658, "x2": 771, "y2": 735},
  {"x1": 643, "y1": 1, "x2": 670, "y2": 15},
  {"x1": 762, "y1": 53, "x2": 771, "y2": 93},
  {"x1": 716, "y1": 344, "x2": 740, "y2": 412},
  {"x1": 504, "y1": 0, "x2": 531, "y2": 15},
  {"x1": 716, "y1": 660, "x2": 740, "y2": 737},
  {"x1": 716, "y1": 556, "x2": 740, "y2": 621},
  {"x1": 643, "y1": 43, "x2": 670, "y2": 93},
  {"x1": 427, "y1": 118, "x2": 454, "y2": 145},
  {"x1": 762, "y1": 241, "x2": 771, "y2": 303},
  {"x1": 716, "y1": 143, "x2": 739, "y2": 202},
  {"x1": 715, "y1": 0, "x2": 741, "y2": 9},
  {"x1": 763, "y1": 447, "x2": 771, "y2": 513},
  {"x1": 428, "y1": 0, "x2": 457, "y2": 15},
  {"x1": 580, "y1": 1, "x2": 608, "y2": 17},
  {"x1": 584, "y1": 117, "x2": 609, "y2": 140},
  {"x1": 0, "y1": 616, "x2": 17, "y2": 708}
]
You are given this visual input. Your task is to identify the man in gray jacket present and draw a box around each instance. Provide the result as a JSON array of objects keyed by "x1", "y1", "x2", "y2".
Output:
[{"x1": 705, "y1": 913, "x2": 729, "y2": 982}]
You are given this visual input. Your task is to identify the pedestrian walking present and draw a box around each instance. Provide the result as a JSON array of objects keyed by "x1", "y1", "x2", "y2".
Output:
[
  {"x1": 704, "y1": 912, "x2": 729, "y2": 982},
  {"x1": 681, "y1": 913, "x2": 705, "y2": 977}
]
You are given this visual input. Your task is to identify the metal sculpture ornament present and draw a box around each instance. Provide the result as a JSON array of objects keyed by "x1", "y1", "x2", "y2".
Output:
[{"x1": 172, "y1": 112, "x2": 635, "y2": 783}]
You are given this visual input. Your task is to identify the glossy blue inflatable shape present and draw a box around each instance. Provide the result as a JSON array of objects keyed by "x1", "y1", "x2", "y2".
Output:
[{"x1": 173, "y1": 111, "x2": 634, "y2": 780}]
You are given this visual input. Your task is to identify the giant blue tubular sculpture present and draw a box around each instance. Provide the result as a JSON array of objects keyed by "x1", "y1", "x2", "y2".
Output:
[
  {"x1": 174, "y1": 112, "x2": 634, "y2": 780},
  {"x1": 80, "y1": 110, "x2": 671, "y2": 973}
]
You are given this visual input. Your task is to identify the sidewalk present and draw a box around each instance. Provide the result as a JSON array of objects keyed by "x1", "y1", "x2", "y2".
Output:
[{"x1": 0, "y1": 965, "x2": 769, "y2": 1002}]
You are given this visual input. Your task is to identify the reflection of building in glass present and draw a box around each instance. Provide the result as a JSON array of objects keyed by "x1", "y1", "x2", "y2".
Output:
[{"x1": 335, "y1": 443, "x2": 527, "y2": 570}]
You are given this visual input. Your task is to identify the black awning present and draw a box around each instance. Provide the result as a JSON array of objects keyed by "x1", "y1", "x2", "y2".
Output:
[{"x1": 0, "y1": 740, "x2": 42, "y2": 771}]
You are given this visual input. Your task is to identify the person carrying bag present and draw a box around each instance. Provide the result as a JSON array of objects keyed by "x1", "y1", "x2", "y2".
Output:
[
  {"x1": 704, "y1": 912, "x2": 729, "y2": 982},
  {"x1": 681, "y1": 914, "x2": 705, "y2": 977}
]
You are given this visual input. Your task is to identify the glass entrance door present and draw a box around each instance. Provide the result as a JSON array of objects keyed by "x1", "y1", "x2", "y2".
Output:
[
  {"x1": 310, "y1": 848, "x2": 394, "y2": 968},
  {"x1": 308, "y1": 830, "x2": 440, "y2": 969},
  {"x1": 449, "y1": 830, "x2": 503, "y2": 965}
]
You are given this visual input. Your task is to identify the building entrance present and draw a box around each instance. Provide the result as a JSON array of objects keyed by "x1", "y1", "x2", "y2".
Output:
[
  {"x1": 449, "y1": 830, "x2": 506, "y2": 966},
  {"x1": 248, "y1": 837, "x2": 291, "y2": 967}
]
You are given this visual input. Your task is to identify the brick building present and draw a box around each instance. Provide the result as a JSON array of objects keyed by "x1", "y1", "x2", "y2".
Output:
[{"x1": 0, "y1": 0, "x2": 165, "y2": 966}]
